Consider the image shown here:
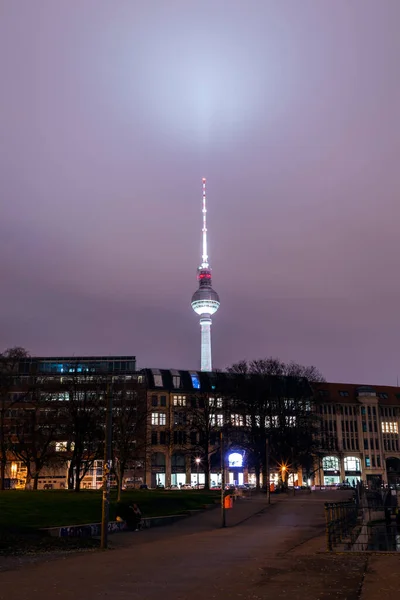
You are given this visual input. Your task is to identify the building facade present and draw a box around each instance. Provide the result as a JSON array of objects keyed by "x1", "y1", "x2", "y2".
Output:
[
  {"x1": 315, "y1": 383, "x2": 400, "y2": 487},
  {"x1": 2, "y1": 356, "x2": 400, "y2": 490}
]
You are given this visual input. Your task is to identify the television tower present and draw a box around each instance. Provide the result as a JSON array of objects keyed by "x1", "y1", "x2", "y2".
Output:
[{"x1": 191, "y1": 178, "x2": 220, "y2": 372}]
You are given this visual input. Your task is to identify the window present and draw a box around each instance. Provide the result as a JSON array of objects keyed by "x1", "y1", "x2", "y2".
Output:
[
  {"x1": 377, "y1": 392, "x2": 388, "y2": 399},
  {"x1": 377, "y1": 455, "x2": 381, "y2": 467},
  {"x1": 174, "y1": 412, "x2": 186, "y2": 426},
  {"x1": 152, "y1": 369, "x2": 163, "y2": 387},
  {"x1": 173, "y1": 431, "x2": 186, "y2": 445},
  {"x1": 266, "y1": 415, "x2": 278, "y2": 428},
  {"x1": 159, "y1": 431, "x2": 167, "y2": 445},
  {"x1": 189, "y1": 371, "x2": 201, "y2": 390},
  {"x1": 372, "y1": 456, "x2": 376, "y2": 467},
  {"x1": 160, "y1": 395, "x2": 167, "y2": 407},
  {"x1": 151, "y1": 395, "x2": 158, "y2": 407},
  {"x1": 171, "y1": 370, "x2": 181, "y2": 389},
  {"x1": 209, "y1": 397, "x2": 223, "y2": 408},
  {"x1": 151, "y1": 432, "x2": 158, "y2": 445},
  {"x1": 152, "y1": 452, "x2": 165, "y2": 467},
  {"x1": 173, "y1": 395, "x2": 186, "y2": 407},
  {"x1": 382, "y1": 422, "x2": 398, "y2": 434},
  {"x1": 339, "y1": 391, "x2": 349, "y2": 397},
  {"x1": 344, "y1": 456, "x2": 361, "y2": 472},
  {"x1": 286, "y1": 416, "x2": 296, "y2": 427},
  {"x1": 55, "y1": 442, "x2": 68, "y2": 452},
  {"x1": 211, "y1": 414, "x2": 224, "y2": 427},
  {"x1": 319, "y1": 390, "x2": 329, "y2": 397},
  {"x1": 362, "y1": 422, "x2": 367, "y2": 432},
  {"x1": 322, "y1": 456, "x2": 340, "y2": 471},
  {"x1": 364, "y1": 439, "x2": 368, "y2": 450},
  {"x1": 151, "y1": 412, "x2": 166, "y2": 426},
  {"x1": 365, "y1": 457, "x2": 371, "y2": 468},
  {"x1": 361, "y1": 407, "x2": 366, "y2": 416},
  {"x1": 190, "y1": 431, "x2": 197, "y2": 445},
  {"x1": 231, "y1": 414, "x2": 244, "y2": 427}
]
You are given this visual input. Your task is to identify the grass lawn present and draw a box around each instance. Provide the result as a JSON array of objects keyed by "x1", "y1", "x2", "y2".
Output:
[{"x1": 0, "y1": 490, "x2": 219, "y2": 532}]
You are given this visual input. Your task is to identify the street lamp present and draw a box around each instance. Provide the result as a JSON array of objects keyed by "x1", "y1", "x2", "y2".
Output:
[{"x1": 195, "y1": 457, "x2": 201, "y2": 489}]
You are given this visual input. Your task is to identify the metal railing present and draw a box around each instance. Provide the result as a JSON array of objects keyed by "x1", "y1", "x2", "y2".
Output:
[
  {"x1": 325, "y1": 488, "x2": 400, "y2": 551},
  {"x1": 324, "y1": 499, "x2": 360, "y2": 551}
]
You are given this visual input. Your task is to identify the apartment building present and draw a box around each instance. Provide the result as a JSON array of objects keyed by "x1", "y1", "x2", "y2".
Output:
[{"x1": 315, "y1": 383, "x2": 400, "y2": 487}]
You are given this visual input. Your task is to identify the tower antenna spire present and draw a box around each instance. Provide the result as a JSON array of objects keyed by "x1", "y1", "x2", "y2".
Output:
[{"x1": 201, "y1": 177, "x2": 208, "y2": 268}]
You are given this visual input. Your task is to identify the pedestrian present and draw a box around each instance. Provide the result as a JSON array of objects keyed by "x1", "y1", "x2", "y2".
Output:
[{"x1": 129, "y1": 503, "x2": 142, "y2": 531}]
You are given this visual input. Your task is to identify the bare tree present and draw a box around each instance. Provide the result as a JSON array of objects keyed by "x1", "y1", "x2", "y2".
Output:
[
  {"x1": 186, "y1": 391, "x2": 224, "y2": 490},
  {"x1": 8, "y1": 380, "x2": 62, "y2": 490},
  {"x1": 0, "y1": 347, "x2": 29, "y2": 490},
  {"x1": 227, "y1": 357, "x2": 323, "y2": 489},
  {"x1": 62, "y1": 371, "x2": 106, "y2": 491},
  {"x1": 112, "y1": 379, "x2": 148, "y2": 501}
]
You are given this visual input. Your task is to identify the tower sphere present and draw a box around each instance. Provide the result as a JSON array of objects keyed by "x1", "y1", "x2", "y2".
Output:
[{"x1": 191, "y1": 287, "x2": 220, "y2": 316}]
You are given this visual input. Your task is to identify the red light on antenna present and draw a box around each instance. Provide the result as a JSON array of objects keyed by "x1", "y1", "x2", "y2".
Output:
[{"x1": 202, "y1": 177, "x2": 206, "y2": 182}]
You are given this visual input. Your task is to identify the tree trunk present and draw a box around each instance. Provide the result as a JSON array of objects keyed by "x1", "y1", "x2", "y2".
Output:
[
  {"x1": 203, "y1": 456, "x2": 210, "y2": 491},
  {"x1": 74, "y1": 460, "x2": 82, "y2": 492},
  {"x1": 33, "y1": 472, "x2": 39, "y2": 490},
  {"x1": 255, "y1": 464, "x2": 261, "y2": 490},
  {"x1": 0, "y1": 457, "x2": 6, "y2": 491},
  {"x1": 117, "y1": 461, "x2": 126, "y2": 503},
  {"x1": 24, "y1": 470, "x2": 32, "y2": 490},
  {"x1": 68, "y1": 461, "x2": 75, "y2": 490}
]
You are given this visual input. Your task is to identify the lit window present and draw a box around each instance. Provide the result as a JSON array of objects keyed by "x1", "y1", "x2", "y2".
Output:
[
  {"x1": 322, "y1": 456, "x2": 340, "y2": 471},
  {"x1": 365, "y1": 457, "x2": 371, "y2": 468},
  {"x1": 151, "y1": 412, "x2": 166, "y2": 426},
  {"x1": 245, "y1": 415, "x2": 251, "y2": 427},
  {"x1": 209, "y1": 397, "x2": 222, "y2": 408},
  {"x1": 231, "y1": 414, "x2": 244, "y2": 427},
  {"x1": 266, "y1": 416, "x2": 278, "y2": 428},
  {"x1": 173, "y1": 395, "x2": 186, "y2": 407},
  {"x1": 189, "y1": 371, "x2": 201, "y2": 390},
  {"x1": 286, "y1": 416, "x2": 296, "y2": 427},
  {"x1": 344, "y1": 456, "x2": 361, "y2": 472},
  {"x1": 55, "y1": 442, "x2": 68, "y2": 452},
  {"x1": 382, "y1": 422, "x2": 398, "y2": 434},
  {"x1": 211, "y1": 414, "x2": 224, "y2": 427}
]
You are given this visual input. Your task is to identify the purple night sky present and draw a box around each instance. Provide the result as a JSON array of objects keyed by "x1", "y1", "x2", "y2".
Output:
[{"x1": 1, "y1": 1, "x2": 400, "y2": 384}]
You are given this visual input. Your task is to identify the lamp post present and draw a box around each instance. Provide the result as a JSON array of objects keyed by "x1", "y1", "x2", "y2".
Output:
[
  {"x1": 195, "y1": 457, "x2": 201, "y2": 489},
  {"x1": 220, "y1": 430, "x2": 226, "y2": 528},
  {"x1": 266, "y1": 437, "x2": 270, "y2": 505},
  {"x1": 101, "y1": 380, "x2": 113, "y2": 550}
]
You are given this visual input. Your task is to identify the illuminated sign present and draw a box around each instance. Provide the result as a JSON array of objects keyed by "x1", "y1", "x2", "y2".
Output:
[{"x1": 228, "y1": 452, "x2": 243, "y2": 468}]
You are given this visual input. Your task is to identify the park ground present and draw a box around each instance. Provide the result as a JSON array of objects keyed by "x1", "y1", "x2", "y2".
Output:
[
  {"x1": 0, "y1": 490, "x2": 399, "y2": 599},
  {"x1": 0, "y1": 489, "x2": 219, "y2": 530}
]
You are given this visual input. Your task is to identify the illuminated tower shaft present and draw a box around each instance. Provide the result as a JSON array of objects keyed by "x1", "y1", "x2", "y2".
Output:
[
  {"x1": 191, "y1": 179, "x2": 220, "y2": 372},
  {"x1": 200, "y1": 317, "x2": 212, "y2": 372}
]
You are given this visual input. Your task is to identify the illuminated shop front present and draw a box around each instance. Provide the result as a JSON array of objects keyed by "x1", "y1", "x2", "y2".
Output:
[
  {"x1": 151, "y1": 452, "x2": 166, "y2": 487},
  {"x1": 227, "y1": 452, "x2": 244, "y2": 486},
  {"x1": 344, "y1": 456, "x2": 362, "y2": 486},
  {"x1": 171, "y1": 453, "x2": 185, "y2": 487},
  {"x1": 322, "y1": 456, "x2": 340, "y2": 485}
]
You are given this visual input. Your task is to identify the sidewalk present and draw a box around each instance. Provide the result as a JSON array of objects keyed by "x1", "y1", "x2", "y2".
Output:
[
  {"x1": 1, "y1": 491, "x2": 398, "y2": 599},
  {"x1": 108, "y1": 491, "x2": 288, "y2": 548}
]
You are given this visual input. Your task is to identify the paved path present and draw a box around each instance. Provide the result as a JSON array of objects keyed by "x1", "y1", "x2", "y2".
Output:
[{"x1": 0, "y1": 490, "x2": 399, "y2": 599}]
